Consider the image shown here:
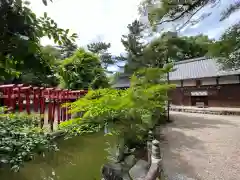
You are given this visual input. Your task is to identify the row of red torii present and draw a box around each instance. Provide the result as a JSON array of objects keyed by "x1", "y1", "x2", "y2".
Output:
[{"x1": 0, "y1": 84, "x2": 88, "y2": 130}]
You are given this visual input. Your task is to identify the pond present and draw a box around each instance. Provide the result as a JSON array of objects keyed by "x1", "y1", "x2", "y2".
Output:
[{"x1": 0, "y1": 132, "x2": 114, "y2": 180}]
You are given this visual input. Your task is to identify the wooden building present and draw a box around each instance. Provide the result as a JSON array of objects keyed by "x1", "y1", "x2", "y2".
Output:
[{"x1": 113, "y1": 57, "x2": 240, "y2": 107}]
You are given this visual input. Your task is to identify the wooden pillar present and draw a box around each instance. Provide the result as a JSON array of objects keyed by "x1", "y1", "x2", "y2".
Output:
[
  {"x1": 23, "y1": 86, "x2": 32, "y2": 115},
  {"x1": 46, "y1": 88, "x2": 54, "y2": 131},
  {"x1": 67, "y1": 90, "x2": 71, "y2": 120},
  {"x1": 180, "y1": 80, "x2": 183, "y2": 87},
  {"x1": 0, "y1": 84, "x2": 15, "y2": 112},
  {"x1": 52, "y1": 91, "x2": 56, "y2": 130},
  {"x1": 16, "y1": 84, "x2": 24, "y2": 113},
  {"x1": 33, "y1": 87, "x2": 40, "y2": 113},
  {"x1": 8, "y1": 86, "x2": 15, "y2": 112},
  {"x1": 60, "y1": 90, "x2": 65, "y2": 122},
  {"x1": 56, "y1": 89, "x2": 62, "y2": 124},
  {"x1": 12, "y1": 87, "x2": 20, "y2": 113},
  {"x1": 40, "y1": 87, "x2": 46, "y2": 128},
  {"x1": 216, "y1": 77, "x2": 220, "y2": 85},
  {"x1": 62, "y1": 90, "x2": 67, "y2": 121}
]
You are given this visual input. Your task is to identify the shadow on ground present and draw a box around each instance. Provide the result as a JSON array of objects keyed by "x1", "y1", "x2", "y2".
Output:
[
  {"x1": 168, "y1": 113, "x2": 236, "y2": 130},
  {"x1": 159, "y1": 113, "x2": 236, "y2": 180},
  {"x1": 159, "y1": 130, "x2": 203, "y2": 180}
]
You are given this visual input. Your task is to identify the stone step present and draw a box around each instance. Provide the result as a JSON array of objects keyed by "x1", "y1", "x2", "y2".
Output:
[{"x1": 170, "y1": 107, "x2": 240, "y2": 116}]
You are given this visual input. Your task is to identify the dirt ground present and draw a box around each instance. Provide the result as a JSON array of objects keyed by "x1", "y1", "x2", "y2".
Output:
[{"x1": 160, "y1": 112, "x2": 240, "y2": 180}]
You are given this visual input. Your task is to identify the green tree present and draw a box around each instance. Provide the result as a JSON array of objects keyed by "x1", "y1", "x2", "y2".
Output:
[
  {"x1": 87, "y1": 42, "x2": 115, "y2": 70},
  {"x1": 4, "y1": 45, "x2": 61, "y2": 87},
  {"x1": 180, "y1": 35, "x2": 213, "y2": 58},
  {"x1": 59, "y1": 49, "x2": 109, "y2": 90},
  {"x1": 20, "y1": 70, "x2": 59, "y2": 87},
  {"x1": 59, "y1": 42, "x2": 78, "y2": 59},
  {"x1": 121, "y1": 22, "x2": 212, "y2": 72},
  {"x1": 41, "y1": 45, "x2": 62, "y2": 60},
  {"x1": 60, "y1": 65, "x2": 175, "y2": 161},
  {"x1": 142, "y1": 32, "x2": 178, "y2": 68},
  {"x1": 121, "y1": 20, "x2": 146, "y2": 73},
  {"x1": 209, "y1": 22, "x2": 240, "y2": 69},
  {"x1": 139, "y1": 0, "x2": 239, "y2": 69},
  {"x1": 87, "y1": 42, "x2": 111, "y2": 54},
  {"x1": 128, "y1": 32, "x2": 212, "y2": 70},
  {"x1": 0, "y1": 0, "x2": 77, "y2": 83},
  {"x1": 42, "y1": 43, "x2": 78, "y2": 61},
  {"x1": 18, "y1": 45, "x2": 61, "y2": 87}
]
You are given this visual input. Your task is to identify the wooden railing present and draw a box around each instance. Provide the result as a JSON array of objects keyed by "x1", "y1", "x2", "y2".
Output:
[{"x1": 0, "y1": 84, "x2": 88, "y2": 131}]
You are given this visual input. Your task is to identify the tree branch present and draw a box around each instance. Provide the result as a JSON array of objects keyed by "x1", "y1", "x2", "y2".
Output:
[
  {"x1": 176, "y1": 5, "x2": 205, "y2": 31},
  {"x1": 151, "y1": 0, "x2": 211, "y2": 27},
  {"x1": 220, "y1": 1, "x2": 240, "y2": 21}
]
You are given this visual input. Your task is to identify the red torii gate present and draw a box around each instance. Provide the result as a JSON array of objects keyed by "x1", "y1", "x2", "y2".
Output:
[{"x1": 0, "y1": 84, "x2": 87, "y2": 131}]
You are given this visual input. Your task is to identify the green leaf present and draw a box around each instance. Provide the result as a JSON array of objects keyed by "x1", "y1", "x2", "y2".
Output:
[
  {"x1": 15, "y1": 0, "x2": 22, "y2": 7},
  {"x1": 42, "y1": 0, "x2": 47, "y2": 6},
  {"x1": 66, "y1": 29, "x2": 69, "y2": 34},
  {"x1": 44, "y1": 12, "x2": 47, "y2": 18}
]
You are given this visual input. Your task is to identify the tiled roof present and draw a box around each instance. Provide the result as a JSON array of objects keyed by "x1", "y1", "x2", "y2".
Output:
[
  {"x1": 170, "y1": 57, "x2": 240, "y2": 80},
  {"x1": 112, "y1": 57, "x2": 240, "y2": 88},
  {"x1": 112, "y1": 77, "x2": 130, "y2": 88}
]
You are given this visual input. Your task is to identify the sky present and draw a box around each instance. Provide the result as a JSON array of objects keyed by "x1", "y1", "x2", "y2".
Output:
[
  {"x1": 29, "y1": 0, "x2": 140, "y2": 55},
  {"x1": 29, "y1": 0, "x2": 240, "y2": 55},
  {"x1": 180, "y1": 0, "x2": 240, "y2": 39}
]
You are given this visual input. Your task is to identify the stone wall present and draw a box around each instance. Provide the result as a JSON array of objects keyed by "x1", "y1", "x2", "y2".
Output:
[{"x1": 101, "y1": 131, "x2": 163, "y2": 180}]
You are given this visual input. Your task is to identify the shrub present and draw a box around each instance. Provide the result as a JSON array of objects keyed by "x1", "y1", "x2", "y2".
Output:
[
  {"x1": 60, "y1": 65, "x2": 175, "y2": 159},
  {"x1": 0, "y1": 112, "x2": 57, "y2": 171},
  {"x1": 59, "y1": 119, "x2": 102, "y2": 139}
]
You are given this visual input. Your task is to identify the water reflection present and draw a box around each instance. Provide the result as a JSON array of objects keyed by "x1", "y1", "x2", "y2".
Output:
[{"x1": 0, "y1": 132, "x2": 113, "y2": 180}]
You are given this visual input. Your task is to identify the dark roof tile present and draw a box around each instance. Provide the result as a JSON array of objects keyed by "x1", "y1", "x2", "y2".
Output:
[
  {"x1": 170, "y1": 57, "x2": 240, "y2": 80},
  {"x1": 112, "y1": 57, "x2": 240, "y2": 88}
]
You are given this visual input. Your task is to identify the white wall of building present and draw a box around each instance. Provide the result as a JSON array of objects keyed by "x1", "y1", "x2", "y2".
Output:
[
  {"x1": 183, "y1": 80, "x2": 195, "y2": 87},
  {"x1": 219, "y1": 75, "x2": 239, "y2": 85},
  {"x1": 169, "y1": 75, "x2": 240, "y2": 87},
  {"x1": 201, "y1": 78, "x2": 217, "y2": 85},
  {"x1": 170, "y1": 80, "x2": 181, "y2": 87}
]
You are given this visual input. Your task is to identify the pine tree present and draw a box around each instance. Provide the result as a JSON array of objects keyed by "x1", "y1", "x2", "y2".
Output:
[
  {"x1": 87, "y1": 42, "x2": 115, "y2": 70},
  {"x1": 121, "y1": 20, "x2": 146, "y2": 73}
]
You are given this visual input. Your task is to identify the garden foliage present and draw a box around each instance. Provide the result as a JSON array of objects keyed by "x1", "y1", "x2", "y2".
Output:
[
  {"x1": 58, "y1": 49, "x2": 109, "y2": 90},
  {"x1": 0, "y1": 112, "x2": 57, "y2": 171},
  {"x1": 60, "y1": 64, "x2": 175, "y2": 149}
]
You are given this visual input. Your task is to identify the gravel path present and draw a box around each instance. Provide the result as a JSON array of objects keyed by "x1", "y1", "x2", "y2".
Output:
[{"x1": 160, "y1": 112, "x2": 240, "y2": 180}]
